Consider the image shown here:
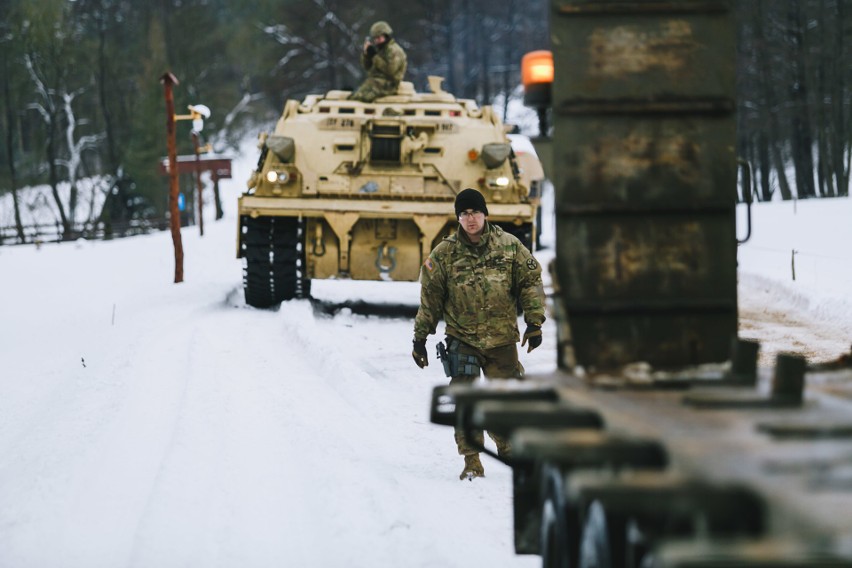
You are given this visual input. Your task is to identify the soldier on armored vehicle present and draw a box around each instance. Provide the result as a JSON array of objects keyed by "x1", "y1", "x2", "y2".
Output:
[{"x1": 348, "y1": 21, "x2": 407, "y2": 103}]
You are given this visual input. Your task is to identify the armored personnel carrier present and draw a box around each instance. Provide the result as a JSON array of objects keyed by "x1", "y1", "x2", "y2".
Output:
[{"x1": 238, "y1": 77, "x2": 543, "y2": 307}]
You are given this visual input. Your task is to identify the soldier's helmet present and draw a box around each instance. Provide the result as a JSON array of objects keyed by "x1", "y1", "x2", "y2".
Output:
[{"x1": 370, "y1": 21, "x2": 393, "y2": 38}]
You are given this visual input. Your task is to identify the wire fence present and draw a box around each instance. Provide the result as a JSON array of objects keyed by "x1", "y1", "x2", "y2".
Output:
[
  {"x1": 0, "y1": 218, "x2": 171, "y2": 246},
  {"x1": 739, "y1": 243, "x2": 852, "y2": 299}
]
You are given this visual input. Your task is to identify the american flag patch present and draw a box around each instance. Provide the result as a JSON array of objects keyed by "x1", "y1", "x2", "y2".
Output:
[{"x1": 424, "y1": 258, "x2": 434, "y2": 272}]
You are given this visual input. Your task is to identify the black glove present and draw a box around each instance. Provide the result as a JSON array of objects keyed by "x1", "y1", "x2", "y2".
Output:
[
  {"x1": 521, "y1": 324, "x2": 542, "y2": 353},
  {"x1": 412, "y1": 338, "x2": 428, "y2": 368},
  {"x1": 365, "y1": 44, "x2": 377, "y2": 57}
]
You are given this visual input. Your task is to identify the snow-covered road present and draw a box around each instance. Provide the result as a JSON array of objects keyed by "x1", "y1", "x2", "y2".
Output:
[
  {"x1": 0, "y1": 218, "x2": 549, "y2": 567},
  {"x1": 3, "y1": 187, "x2": 852, "y2": 567}
]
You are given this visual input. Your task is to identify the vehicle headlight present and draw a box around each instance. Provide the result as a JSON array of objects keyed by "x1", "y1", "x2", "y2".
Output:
[
  {"x1": 265, "y1": 170, "x2": 290, "y2": 184},
  {"x1": 486, "y1": 176, "x2": 510, "y2": 189}
]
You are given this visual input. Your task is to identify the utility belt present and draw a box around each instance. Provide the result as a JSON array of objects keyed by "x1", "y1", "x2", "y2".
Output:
[{"x1": 436, "y1": 337, "x2": 481, "y2": 378}]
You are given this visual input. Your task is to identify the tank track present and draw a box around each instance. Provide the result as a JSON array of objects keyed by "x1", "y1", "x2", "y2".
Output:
[{"x1": 241, "y1": 216, "x2": 310, "y2": 307}]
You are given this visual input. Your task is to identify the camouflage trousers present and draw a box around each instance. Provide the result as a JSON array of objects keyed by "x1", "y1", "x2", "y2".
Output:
[
  {"x1": 449, "y1": 339, "x2": 524, "y2": 457},
  {"x1": 348, "y1": 78, "x2": 397, "y2": 102}
]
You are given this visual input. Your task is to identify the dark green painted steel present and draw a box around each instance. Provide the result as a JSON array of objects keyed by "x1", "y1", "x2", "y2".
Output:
[
  {"x1": 551, "y1": 1, "x2": 735, "y2": 103},
  {"x1": 553, "y1": 116, "x2": 736, "y2": 208},
  {"x1": 551, "y1": 0, "x2": 737, "y2": 369},
  {"x1": 558, "y1": 215, "x2": 737, "y2": 304}
]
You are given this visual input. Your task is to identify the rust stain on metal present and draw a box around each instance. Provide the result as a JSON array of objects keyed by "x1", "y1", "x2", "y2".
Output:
[
  {"x1": 583, "y1": 133, "x2": 701, "y2": 187},
  {"x1": 588, "y1": 21, "x2": 698, "y2": 78},
  {"x1": 594, "y1": 222, "x2": 705, "y2": 296}
]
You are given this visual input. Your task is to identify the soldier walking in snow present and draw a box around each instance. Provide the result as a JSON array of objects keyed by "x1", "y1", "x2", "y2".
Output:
[
  {"x1": 348, "y1": 21, "x2": 407, "y2": 102},
  {"x1": 412, "y1": 188, "x2": 546, "y2": 480}
]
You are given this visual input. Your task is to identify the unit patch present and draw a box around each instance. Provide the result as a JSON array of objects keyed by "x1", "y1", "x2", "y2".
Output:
[
  {"x1": 526, "y1": 258, "x2": 538, "y2": 270},
  {"x1": 424, "y1": 258, "x2": 434, "y2": 272}
]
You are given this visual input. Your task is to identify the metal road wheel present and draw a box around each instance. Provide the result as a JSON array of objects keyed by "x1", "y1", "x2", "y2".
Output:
[
  {"x1": 541, "y1": 496, "x2": 570, "y2": 568},
  {"x1": 539, "y1": 466, "x2": 579, "y2": 568},
  {"x1": 578, "y1": 500, "x2": 628, "y2": 568}
]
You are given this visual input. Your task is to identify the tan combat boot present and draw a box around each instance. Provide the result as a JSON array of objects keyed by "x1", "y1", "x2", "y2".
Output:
[{"x1": 460, "y1": 453, "x2": 485, "y2": 481}]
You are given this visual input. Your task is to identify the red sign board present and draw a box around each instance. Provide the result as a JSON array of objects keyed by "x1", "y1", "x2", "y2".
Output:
[{"x1": 159, "y1": 155, "x2": 232, "y2": 179}]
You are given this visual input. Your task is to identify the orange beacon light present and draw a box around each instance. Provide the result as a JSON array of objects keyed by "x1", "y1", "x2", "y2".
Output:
[
  {"x1": 522, "y1": 50, "x2": 554, "y2": 88},
  {"x1": 521, "y1": 50, "x2": 553, "y2": 136}
]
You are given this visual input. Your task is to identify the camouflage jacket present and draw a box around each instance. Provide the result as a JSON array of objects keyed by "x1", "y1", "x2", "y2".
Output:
[
  {"x1": 360, "y1": 39, "x2": 407, "y2": 89},
  {"x1": 414, "y1": 222, "x2": 546, "y2": 350}
]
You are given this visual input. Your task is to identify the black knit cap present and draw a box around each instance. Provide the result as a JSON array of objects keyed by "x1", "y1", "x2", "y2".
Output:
[{"x1": 454, "y1": 188, "x2": 488, "y2": 217}]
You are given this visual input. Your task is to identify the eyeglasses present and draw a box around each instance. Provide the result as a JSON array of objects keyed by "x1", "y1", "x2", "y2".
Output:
[{"x1": 458, "y1": 210, "x2": 484, "y2": 219}]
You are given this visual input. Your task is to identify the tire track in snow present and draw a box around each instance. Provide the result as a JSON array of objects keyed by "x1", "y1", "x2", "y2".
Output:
[{"x1": 272, "y1": 298, "x2": 537, "y2": 567}]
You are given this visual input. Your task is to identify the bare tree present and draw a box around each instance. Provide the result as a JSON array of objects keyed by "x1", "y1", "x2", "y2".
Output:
[
  {"x1": 738, "y1": 0, "x2": 850, "y2": 201},
  {"x1": 1, "y1": 19, "x2": 25, "y2": 242},
  {"x1": 787, "y1": 2, "x2": 817, "y2": 198},
  {"x1": 24, "y1": 52, "x2": 71, "y2": 238},
  {"x1": 58, "y1": 89, "x2": 104, "y2": 225},
  {"x1": 262, "y1": 0, "x2": 368, "y2": 94}
]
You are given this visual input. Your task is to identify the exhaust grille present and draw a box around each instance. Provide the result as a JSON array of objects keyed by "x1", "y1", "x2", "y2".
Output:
[{"x1": 370, "y1": 137, "x2": 401, "y2": 162}]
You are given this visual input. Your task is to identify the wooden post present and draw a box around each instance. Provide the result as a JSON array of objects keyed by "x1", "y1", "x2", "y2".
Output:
[
  {"x1": 212, "y1": 172, "x2": 224, "y2": 220},
  {"x1": 791, "y1": 249, "x2": 797, "y2": 281},
  {"x1": 160, "y1": 72, "x2": 184, "y2": 283},
  {"x1": 192, "y1": 130, "x2": 204, "y2": 237}
]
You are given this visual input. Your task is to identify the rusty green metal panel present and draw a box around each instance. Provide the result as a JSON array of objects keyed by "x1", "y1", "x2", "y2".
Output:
[
  {"x1": 567, "y1": 312, "x2": 735, "y2": 373},
  {"x1": 551, "y1": 0, "x2": 737, "y2": 370},
  {"x1": 551, "y1": 1, "x2": 735, "y2": 105},
  {"x1": 553, "y1": 115, "x2": 736, "y2": 208},
  {"x1": 557, "y1": 215, "x2": 736, "y2": 304}
]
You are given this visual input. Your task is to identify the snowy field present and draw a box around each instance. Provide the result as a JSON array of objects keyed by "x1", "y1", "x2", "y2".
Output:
[
  {"x1": 737, "y1": 197, "x2": 852, "y2": 366},
  {"x1": 2, "y1": 158, "x2": 852, "y2": 566}
]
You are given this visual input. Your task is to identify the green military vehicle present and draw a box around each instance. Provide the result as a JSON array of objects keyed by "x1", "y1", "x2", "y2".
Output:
[{"x1": 238, "y1": 77, "x2": 544, "y2": 308}]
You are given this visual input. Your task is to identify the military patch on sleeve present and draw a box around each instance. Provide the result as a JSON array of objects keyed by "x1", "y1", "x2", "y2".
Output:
[
  {"x1": 526, "y1": 258, "x2": 538, "y2": 270},
  {"x1": 424, "y1": 258, "x2": 434, "y2": 272}
]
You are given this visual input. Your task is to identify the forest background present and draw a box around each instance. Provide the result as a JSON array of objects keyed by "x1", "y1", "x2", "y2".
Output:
[{"x1": 0, "y1": 0, "x2": 850, "y2": 243}]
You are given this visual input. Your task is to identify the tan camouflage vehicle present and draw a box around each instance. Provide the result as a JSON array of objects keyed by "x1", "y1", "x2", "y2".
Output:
[{"x1": 239, "y1": 77, "x2": 543, "y2": 307}]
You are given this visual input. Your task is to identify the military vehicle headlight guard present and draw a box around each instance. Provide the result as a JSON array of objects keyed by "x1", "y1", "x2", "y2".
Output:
[
  {"x1": 480, "y1": 142, "x2": 512, "y2": 169},
  {"x1": 265, "y1": 135, "x2": 295, "y2": 163}
]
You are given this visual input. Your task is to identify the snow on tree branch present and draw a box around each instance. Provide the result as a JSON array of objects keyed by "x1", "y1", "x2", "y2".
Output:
[
  {"x1": 312, "y1": 0, "x2": 364, "y2": 48},
  {"x1": 262, "y1": 23, "x2": 327, "y2": 69},
  {"x1": 208, "y1": 91, "x2": 265, "y2": 150},
  {"x1": 24, "y1": 54, "x2": 55, "y2": 122}
]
